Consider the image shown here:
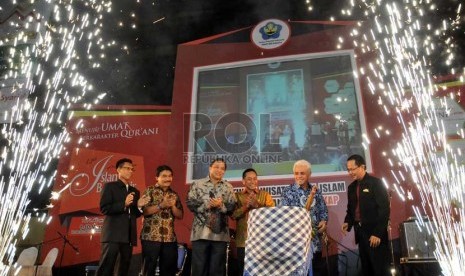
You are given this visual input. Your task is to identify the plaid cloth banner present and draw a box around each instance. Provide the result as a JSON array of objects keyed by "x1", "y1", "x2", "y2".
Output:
[{"x1": 244, "y1": 206, "x2": 313, "y2": 276}]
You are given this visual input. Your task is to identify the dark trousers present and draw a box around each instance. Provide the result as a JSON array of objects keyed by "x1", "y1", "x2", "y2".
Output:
[
  {"x1": 141, "y1": 240, "x2": 178, "y2": 276},
  {"x1": 312, "y1": 251, "x2": 324, "y2": 276},
  {"x1": 191, "y1": 240, "x2": 227, "y2": 276},
  {"x1": 356, "y1": 227, "x2": 390, "y2": 276},
  {"x1": 236, "y1": 247, "x2": 245, "y2": 276},
  {"x1": 96, "y1": 242, "x2": 132, "y2": 276}
]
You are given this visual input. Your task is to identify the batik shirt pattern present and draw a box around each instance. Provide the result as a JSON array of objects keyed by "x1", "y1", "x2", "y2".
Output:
[
  {"x1": 186, "y1": 177, "x2": 236, "y2": 242},
  {"x1": 231, "y1": 189, "x2": 275, "y2": 247},
  {"x1": 140, "y1": 185, "x2": 183, "y2": 242},
  {"x1": 281, "y1": 183, "x2": 328, "y2": 251}
]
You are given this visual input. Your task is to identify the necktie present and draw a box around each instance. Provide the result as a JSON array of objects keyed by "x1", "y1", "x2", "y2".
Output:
[
  {"x1": 126, "y1": 185, "x2": 131, "y2": 214},
  {"x1": 355, "y1": 182, "x2": 361, "y2": 221}
]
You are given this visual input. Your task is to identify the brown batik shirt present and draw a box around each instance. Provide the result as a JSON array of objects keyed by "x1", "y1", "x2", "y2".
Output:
[{"x1": 140, "y1": 185, "x2": 183, "y2": 242}]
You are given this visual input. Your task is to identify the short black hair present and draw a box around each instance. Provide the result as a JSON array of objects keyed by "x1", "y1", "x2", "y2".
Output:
[
  {"x1": 347, "y1": 154, "x2": 366, "y2": 167},
  {"x1": 116, "y1": 158, "x2": 132, "y2": 169},
  {"x1": 156, "y1": 165, "x2": 173, "y2": 177},
  {"x1": 242, "y1": 168, "x2": 257, "y2": 179},
  {"x1": 210, "y1": 157, "x2": 227, "y2": 170}
]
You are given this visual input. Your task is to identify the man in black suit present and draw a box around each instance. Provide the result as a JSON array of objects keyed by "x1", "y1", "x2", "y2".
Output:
[
  {"x1": 96, "y1": 158, "x2": 149, "y2": 276},
  {"x1": 341, "y1": 154, "x2": 391, "y2": 276}
]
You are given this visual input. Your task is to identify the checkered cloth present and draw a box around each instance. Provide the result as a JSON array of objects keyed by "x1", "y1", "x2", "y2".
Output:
[{"x1": 244, "y1": 206, "x2": 313, "y2": 276}]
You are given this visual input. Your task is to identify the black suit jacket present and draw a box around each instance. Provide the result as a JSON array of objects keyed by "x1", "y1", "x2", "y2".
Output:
[
  {"x1": 100, "y1": 179, "x2": 142, "y2": 245},
  {"x1": 344, "y1": 173, "x2": 390, "y2": 243}
]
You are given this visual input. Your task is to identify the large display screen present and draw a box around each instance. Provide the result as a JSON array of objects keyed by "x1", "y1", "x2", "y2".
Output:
[{"x1": 186, "y1": 50, "x2": 370, "y2": 181}]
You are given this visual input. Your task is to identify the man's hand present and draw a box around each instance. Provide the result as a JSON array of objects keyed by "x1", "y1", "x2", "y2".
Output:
[
  {"x1": 125, "y1": 192, "x2": 135, "y2": 207},
  {"x1": 247, "y1": 193, "x2": 258, "y2": 209},
  {"x1": 318, "y1": 220, "x2": 327, "y2": 233},
  {"x1": 165, "y1": 194, "x2": 177, "y2": 208},
  {"x1": 209, "y1": 197, "x2": 223, "y2": 209},
  {"x1": 341, "y1": 223, "x2": 349, "y2": 236},
  {"x1": 369, "y1": 235, "x2": 381, "y2": 247},
  {"x1": 137, "y1": 194, "x2": 150, "y2": 208},
  {"x1": 310, "y1": 185, "x2": 317, "y2": 196},
  {"x1": 158, "y1": 194, "x2": 175, "y2": 209}
]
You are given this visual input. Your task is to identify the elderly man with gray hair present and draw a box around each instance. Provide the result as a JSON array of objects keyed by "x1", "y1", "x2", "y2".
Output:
[{"x1": 281, "y1": 159, "x2": 328, "y2": 276}]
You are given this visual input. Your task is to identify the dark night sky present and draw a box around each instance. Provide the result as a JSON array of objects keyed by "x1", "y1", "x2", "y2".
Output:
[
  {"x1": 82, "y1": 0, "x2": 343, "y2": 105},
  {"x1": 78, "y1": 0, "x2": 463, "y2": 106}
]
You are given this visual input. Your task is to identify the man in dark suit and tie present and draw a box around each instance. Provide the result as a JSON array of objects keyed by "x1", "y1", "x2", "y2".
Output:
[
  {"x1": 96, "y1": 158, "x2": 149, "y2": 276},
  {"x1": 341, "y1": 154, "x2": 391, "y2": 276}
]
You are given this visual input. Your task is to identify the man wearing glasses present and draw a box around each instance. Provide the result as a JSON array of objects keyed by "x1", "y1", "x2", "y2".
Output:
[
  {"x1": 96, "y1": 158, "x2": 150, "y2": 276},
  {"x1": 342, "y1": 154, "x2": 390, "y2": 276},
  {"x1": 186, "y1": 157, "x2": 237, "y2": 276}
]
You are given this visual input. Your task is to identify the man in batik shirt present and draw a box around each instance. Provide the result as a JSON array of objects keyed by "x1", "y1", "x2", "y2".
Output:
[
  {"x1": 231, "y1": 168, "x2": 275, "y2": 276},
  {"x1": 281, "y1": 159, "x2": 328, "y2": 276},
  {"x1": 140, "y1": 165, "x2": 183, "y2": 276},
  {"x1": 186, "y1": 158, "x2": 236, "y2": 276}
]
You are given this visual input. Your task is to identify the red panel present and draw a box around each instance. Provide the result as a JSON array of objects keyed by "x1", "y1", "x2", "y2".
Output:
[{"x1": 42, "y1": 109, "x2": 171, "y2": 266}]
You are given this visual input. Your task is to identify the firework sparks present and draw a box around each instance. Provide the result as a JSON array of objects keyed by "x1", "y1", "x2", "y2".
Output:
[
  {"x1": 0, "y1": 0, "x2": 116, "y2": 273},
  {"x1": 340, "y1": 0, "x2": 465, "y2": 274}
]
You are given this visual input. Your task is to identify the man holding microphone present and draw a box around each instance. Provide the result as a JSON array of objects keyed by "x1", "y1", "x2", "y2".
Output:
[
  {"x1": 186, "y1": 158, "x2": 237, "y2": 276},
  {"x1": 96, "y1": 158, "x2": 150, "y2": 276}
]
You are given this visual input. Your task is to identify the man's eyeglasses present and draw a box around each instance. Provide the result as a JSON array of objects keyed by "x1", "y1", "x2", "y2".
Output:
[
  {"x1": 347, "y1": 166, "x2": 359, "y2": 173},
  {"x1": 121, "y1": 166, "x2": 135, "y2": 172}
]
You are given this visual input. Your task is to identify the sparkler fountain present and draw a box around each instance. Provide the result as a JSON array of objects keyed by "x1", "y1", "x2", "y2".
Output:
[
  {"x1": 0, "y1": 0, "x2": 114, "y2": 274},
  {"x1": 337, "y1": 0, "x2": 465, "y2": 274}
]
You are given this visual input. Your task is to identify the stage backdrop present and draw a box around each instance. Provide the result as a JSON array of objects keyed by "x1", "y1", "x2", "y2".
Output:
[
  {"x1": 41, "y1": 20, "x2": 465, "y2": 267},
  {"x1": 42, "y1": 106, "x2": 171, "y2": 266},
  {"x1": 169, "y1": 21, "x2": 465, "y2": 261},
  {"x1": 168, "y1": 20, "x2": 409, "y2": 258}
]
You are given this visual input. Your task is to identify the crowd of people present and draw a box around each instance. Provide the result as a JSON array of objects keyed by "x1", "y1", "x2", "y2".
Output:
[{"x1": 94, "y1": 155, "x2": 390, "y2": 276}]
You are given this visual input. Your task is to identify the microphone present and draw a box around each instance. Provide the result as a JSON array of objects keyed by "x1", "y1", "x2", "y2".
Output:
[
  {"x1": 57, "y1": 231, "x2": 79, "y2": 254},
  {"x1": 69, "y1": 240, "x2": 80, "y2": 254},
  {"x1": 209, "y1": 191, "x2": 215, "y2": 199}
]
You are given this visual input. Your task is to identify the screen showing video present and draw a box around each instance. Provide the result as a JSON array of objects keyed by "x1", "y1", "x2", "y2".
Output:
[{"x1": 186, "y1": 50, "x2": 370, "y2": 181}]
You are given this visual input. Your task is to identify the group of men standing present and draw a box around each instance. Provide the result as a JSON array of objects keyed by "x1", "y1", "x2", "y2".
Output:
[
  {"x1": 95, "y1": 154, "x2": 390, "y2": 276},
  {"x1": 95, "y1": 159, "x2": 184, "y2": 276}
]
